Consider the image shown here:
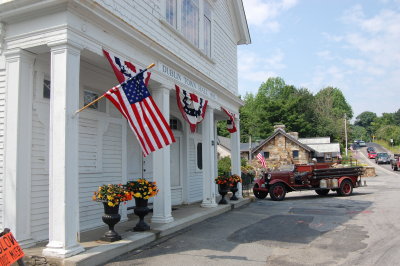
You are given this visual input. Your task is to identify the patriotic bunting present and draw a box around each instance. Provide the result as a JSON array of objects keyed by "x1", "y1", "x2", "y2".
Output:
[
  {"x1": 102, "y1": 49, "x2": 175, "y2": 157},
  {"x1": 175, "y1": 85, "x2": 208, "y2": 133},
  {"x1": 103, "y1": 49, "x2": 151, "y2": 86},
  {"x1": 221, "y1": 107, "x2": 237, "y2": 133}
]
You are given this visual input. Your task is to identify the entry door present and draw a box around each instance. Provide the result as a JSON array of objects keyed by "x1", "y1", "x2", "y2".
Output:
[{"x1": 170, "y1": 135, "x2": 182, "y2": 205}]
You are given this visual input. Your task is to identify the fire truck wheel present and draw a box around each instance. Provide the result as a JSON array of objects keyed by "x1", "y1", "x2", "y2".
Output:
[
  {"x1": 270, "y1": 183, "x2": 286, "y2": 201},
  {"x1": 337, "y1": 179, "x2": 353, "y2": 196},
  {"x1": 315, "y1": 189, "x2": 330, "y2": 196},
  {"x1": 253, "y1": 184, "x2": 268, "y2": 199}
]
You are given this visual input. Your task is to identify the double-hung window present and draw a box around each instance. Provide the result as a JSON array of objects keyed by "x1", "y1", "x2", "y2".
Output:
[
  {"x1": 166, "y1": 0, "x2": 177, "y2": 28},
  {"x1": 182, "y1": 0, "x2": 199, "y2": 47},
  {"x1": 165, "y1": 0, "x2": 212, "y2": 57},
  {"x1": 203, "y1": 1, "x2": 211, "y2": 57}
]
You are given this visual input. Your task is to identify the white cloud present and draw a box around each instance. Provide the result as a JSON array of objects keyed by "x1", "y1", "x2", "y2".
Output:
[
  {"x1": 238, "y1": 49, "x2": 286, "y2": 95},
  {"x1": 316, "y1": 50, "x2": 334, "y2": 60},
  {"x1": 314, "y1": 4, "x2": 400, "y2": 115},
  {"x1": 243, "y1": 0, "x2": 298, "y2": 31}
]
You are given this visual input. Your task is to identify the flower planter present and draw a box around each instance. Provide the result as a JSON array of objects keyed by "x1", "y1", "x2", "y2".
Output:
[
  {"x1": 218, "y1": 183, "x2": 229, "y2": 204},
  {"x1": 101, "y1": 203, "x2": 122, "y2": 242},
  {"x1": 230, "y1": 182, "x2": 239, "y2": 201},
  {"x1": 133, "y1": 197, "x2": 150, "y2": 231}
]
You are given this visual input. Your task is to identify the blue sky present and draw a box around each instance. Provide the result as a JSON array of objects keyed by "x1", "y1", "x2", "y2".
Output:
[{"x1": 239, "y1": 0, "x2": 400, "y2": 118}]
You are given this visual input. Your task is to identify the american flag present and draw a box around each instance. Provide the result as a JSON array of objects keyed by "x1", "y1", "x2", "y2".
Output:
[
  {"x1": 221, "y1": 107, "x2": 237, "y2": 133},
  {"x1": 257, "y1": 153, "x2": 267, "y2": 168},
  {"x1": 103, "y1": 49, "x2": 175, "y2": 157}
]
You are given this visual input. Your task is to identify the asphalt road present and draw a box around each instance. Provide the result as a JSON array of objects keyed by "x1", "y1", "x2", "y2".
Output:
[
  {"x1": 355, "y1": 142, "x2": 400, "y2": 175},
  {"x1": 105, "y1": 146, "x2": 400, "y2": 266}
]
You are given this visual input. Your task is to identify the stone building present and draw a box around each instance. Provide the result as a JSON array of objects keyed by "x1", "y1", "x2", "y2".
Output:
[{"x1": 251, "y1": 125, "x2": 314, "y2": 168}]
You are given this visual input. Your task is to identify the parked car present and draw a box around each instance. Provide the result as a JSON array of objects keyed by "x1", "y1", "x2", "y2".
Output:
[
  {"x1": 368, "y1": 151, "x2": 377, "y2": 159},
  {"x1": 390, "y1": 154, "x2": 400, "y2": 171},
  {"x1": 367, "y1": 147, "x2": 375, "y2": 153},
  {"x1": 358, "y1": 141, "x2": 366, "y2": 147},
  {"x1": 375, "y1": 152, "x2": 391, "y2": 164}
]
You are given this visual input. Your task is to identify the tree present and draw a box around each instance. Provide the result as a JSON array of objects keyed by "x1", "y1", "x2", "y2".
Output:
[
  {"x1": 350, "y1": 125, "x2": 369, "y2": 142},
  {"x1": 314, "y1": 87, "x2": 353, "y2": 144},
  {"x1": 394, "y1": 109, "x2": 400, "y2": 126},
  {"x1": 375, "y1": 125, "x2": 400, "y2": 145},
  {"x1": 354, "y1": 111, "x2": 377, "y2": 128}
]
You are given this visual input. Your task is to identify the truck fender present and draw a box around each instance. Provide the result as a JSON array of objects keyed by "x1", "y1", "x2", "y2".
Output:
[
  {"x1": 253, "y1": 178, "x2": 268, "y2": 192},
  {"x1": 268, "y1": 179, "x2": 295, "y2": 192},
  {"x1": 337, "y1": 176, "x2": 354, "y2": 187}
]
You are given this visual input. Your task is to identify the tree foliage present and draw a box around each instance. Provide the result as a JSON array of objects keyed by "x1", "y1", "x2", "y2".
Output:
[
  {"x1": 239, "y1": 77, "x2": 317, "y2": 142},
  {"x1": 239, "y1": 78, "x2": 353, "y2": 146}
]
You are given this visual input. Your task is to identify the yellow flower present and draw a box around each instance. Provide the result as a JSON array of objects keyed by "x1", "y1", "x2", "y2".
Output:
[
  {"x1": 107, "y1": 195, "x2": 113, "y2": 200},
  {"x1": 108, "y1": 202, "x2": 114, "y2": 207},
  {"x1": 134, "y1": 192, "x2": 141, "y2": 198}
]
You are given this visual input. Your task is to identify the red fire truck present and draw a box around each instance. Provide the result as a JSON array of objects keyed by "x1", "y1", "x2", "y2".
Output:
[{"x1": 253, "y1": 164, "x2": 365, "y2": 201}]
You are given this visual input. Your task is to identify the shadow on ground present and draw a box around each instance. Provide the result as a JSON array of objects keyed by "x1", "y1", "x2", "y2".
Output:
[{"x1": 105, "y1": 195, "x2": 372, "y2": 265}]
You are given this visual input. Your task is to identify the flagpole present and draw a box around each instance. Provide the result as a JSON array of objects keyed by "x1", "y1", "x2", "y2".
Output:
[{"x1": 74, "y1": 63, "x2": 155, "y2": 115}]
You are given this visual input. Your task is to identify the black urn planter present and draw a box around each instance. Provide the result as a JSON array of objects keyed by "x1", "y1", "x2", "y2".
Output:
[
  {"x1": 218, "y1": 183, "x2": 230, "y2": 204},
  {"x1": 230, "y1": 182, "x2": 239, "y2": 201},
  {"x1": 133, "y1": 197, "x2": 150, "y2": 231},
  {"x1": 101, "y1": 203, "x2": 122, "y2": 242}
]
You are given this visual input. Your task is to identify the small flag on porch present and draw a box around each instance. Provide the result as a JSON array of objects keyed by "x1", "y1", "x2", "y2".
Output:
[
  {"x1": 175, "y1": 85, "x2": 208, "y2": 133},
  {"x1": 221, "y1": 107, "x2": 237, "y2": 133},
  {"x1": 257, "y1": 153, "x2": 267, "y2": 168},
  {"x1": 103, "y1": 49, "x2": 175, "y2": 157}
]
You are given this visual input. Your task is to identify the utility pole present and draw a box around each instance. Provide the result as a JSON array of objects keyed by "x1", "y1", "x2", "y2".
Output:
[{"x1": 344, "y1": 114, "x2": 348, "y2": 156}]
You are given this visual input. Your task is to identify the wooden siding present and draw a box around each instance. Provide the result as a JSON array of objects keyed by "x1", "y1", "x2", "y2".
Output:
[
  {"x1": 96, "y1": 0, "x2": 238, "y2": 94},
  {"x1": 30, "y1": 107, "x2": 49, "y2": 241},
  {"x1": 0, "y1": 68, "x2": 5, "y2": 229},
  {"x1": 79, "y1": 118, "x2": 124, "y2": 231}
]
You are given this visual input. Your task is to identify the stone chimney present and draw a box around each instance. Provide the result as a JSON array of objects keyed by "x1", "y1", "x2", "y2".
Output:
[
  {"x1": 288, "y1": 132, "x2": 299, "y2": 140},
  {"x1": 274, "y1": 124, "x2": 286, "y2": 132}
]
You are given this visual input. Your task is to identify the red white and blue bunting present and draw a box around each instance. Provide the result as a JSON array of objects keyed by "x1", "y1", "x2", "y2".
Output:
[
  {"x1": 221, "y1": 107, "x2": 237, "y2": 133},
  {"x1": 175, "y1": 85, "x2": 208, "y2": 133}
]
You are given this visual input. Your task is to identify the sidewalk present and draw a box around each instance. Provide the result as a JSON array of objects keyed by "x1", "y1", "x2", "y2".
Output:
[{"x1": 23, "y1": 197, "x2": 253, "y2": 266}]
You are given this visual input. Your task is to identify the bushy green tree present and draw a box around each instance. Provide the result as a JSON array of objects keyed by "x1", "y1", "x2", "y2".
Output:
[
  {"x1": 375, "y1": 125, "x2": 400, "y2": 145},
  {"x1": 314, "y1": 87, "x2": 352, "y2": 144},
  {"x1": 217, "y1": 156, "x2": 231, "y2": 177}
]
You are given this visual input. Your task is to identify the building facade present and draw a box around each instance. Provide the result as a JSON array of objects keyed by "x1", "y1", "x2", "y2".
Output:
[
  {"x1": 251, "y1": 126, "x2": 314, "y2": 168},
  {"x1": 0, "y1": 0, "x2": 250, "y2": 258}
]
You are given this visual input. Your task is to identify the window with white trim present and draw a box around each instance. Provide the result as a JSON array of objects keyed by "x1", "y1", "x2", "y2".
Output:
[
  {"x1": 43, "y1": 79, "x2": 51, "y2": 99},
  {"x1": 203, "y1": 1, "x2": 211, "y2": 57},
  {"x1": 166, "y1": 0, "x2": 177, "y2": 28},
  {"x1": 165, "y1": 0, "x2": 212, "y2": 57}
]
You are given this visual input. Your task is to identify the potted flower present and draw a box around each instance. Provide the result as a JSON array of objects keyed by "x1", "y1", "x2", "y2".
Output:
[
  {"x1": 228, "y1": 174, "x2": 242, "y2": 201},
  {"x1": 92, "y1": 184, "x2": 132, "y2": 242},
  {"x1": 125, "y1": 178, "x2": 159, "y2": 231},
  {"x1": 214, "y1": 176, "x2": 230, "y2": 204}
]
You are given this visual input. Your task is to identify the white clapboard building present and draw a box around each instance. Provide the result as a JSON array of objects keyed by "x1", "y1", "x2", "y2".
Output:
[{"x1": 0, "y1": 0, "x2": 250, "y2": 258}]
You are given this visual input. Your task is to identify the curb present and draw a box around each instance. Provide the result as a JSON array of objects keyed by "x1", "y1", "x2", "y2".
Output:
[{"x1": 63, "y1": 198, "x2": 252, "y2": 266}]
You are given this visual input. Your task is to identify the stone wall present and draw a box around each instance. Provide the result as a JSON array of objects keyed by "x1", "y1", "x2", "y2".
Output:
[
  {"x1": 261, "y1": 134, "x2": 310, "y2": 169},
  {"x1": 362, "y1": 166, "x2": 376, "y2": 177}
]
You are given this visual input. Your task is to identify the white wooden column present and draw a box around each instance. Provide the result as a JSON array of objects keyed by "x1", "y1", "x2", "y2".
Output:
[
  {"x1": 151, "y1": 86, "x2": 174, "y2": 223},
  {"x1": 230, "y1": 117, "x2": 242, "y2": 198},
  {"x1": 4, "y1": 49, "x2": 35, "y2": 247},
  {"x1": 42, "y1": 42, "x2": 84, "y2": 258},
  {"x1": 201, "y1": 107, "x2": 217, "y2": 208}
]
